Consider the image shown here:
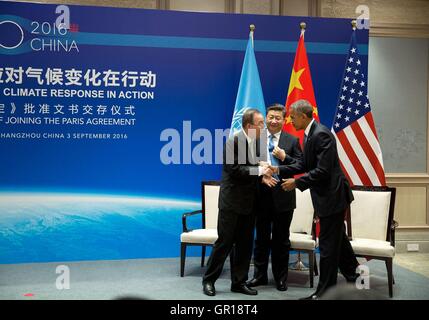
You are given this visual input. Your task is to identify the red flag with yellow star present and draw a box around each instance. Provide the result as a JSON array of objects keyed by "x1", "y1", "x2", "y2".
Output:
[
  {"x1": 284, "y1": 30, "x2": 319, "y2": 144},
  {"x1": 284, "y1": 29, "x2": 321, "y2": 238}
]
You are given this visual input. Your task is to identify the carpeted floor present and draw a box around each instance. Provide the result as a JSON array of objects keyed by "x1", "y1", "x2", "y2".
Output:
[{"x1": 1, "y1": 254, "x2": 428, "y2": 300}]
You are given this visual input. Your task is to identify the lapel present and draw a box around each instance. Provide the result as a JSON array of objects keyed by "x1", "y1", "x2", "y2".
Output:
[
  {"x1": 304, "y1": 121, "x2": 317, "y2": 164},
  {"x1": 238, "y1": 130, "x2": 254, "y2": 164},
  {"x1": 278, "y1": 132, "x2": 286, "y2": 150}
]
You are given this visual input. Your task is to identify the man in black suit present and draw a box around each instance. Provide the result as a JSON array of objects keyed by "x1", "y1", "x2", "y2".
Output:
[
  {"x1": 246, "y1": 104, "x2": 303, "y2": 292},
  {"x1": 278, "y1": 99, "x2": 359, "y2": 299},
  {"x1": 202, "y1": 108, "x2": 270, "y2": 297}
]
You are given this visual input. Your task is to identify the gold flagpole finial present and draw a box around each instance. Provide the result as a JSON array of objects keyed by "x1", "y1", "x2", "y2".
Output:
[
  {"x1": 351, "y1": 20, "x2": 357, "y2": 30},
  {"x1": 300, "y1": 22, "x2": 306, "y2": 30},
  {"x1": 249, "y1": 24, "x2": 255, "y2": 48}
]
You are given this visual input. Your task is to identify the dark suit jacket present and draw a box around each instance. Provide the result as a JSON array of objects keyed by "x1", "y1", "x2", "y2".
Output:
[
  {"x1": 218, "y1": 130, "x2": 260, "y2": 215},
  {"x1": 259, "y1": 131, "x2": 303, "y2": 212},
  {"x1": 279, "y1": 121, "x2": 353, "y2": 217}
]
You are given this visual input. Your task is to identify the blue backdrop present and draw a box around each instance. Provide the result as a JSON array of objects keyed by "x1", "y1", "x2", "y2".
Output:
[{"x1": 0, "y1": 1, "x2": 368, "y2": 263}]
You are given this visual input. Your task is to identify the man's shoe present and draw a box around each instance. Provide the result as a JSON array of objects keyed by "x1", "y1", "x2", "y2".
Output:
[
  {"x1": 203, "y1": 282, "x2": 216, "y2": 296},
  {"x1": 299, "y1": 294, "x2": 319, "y2": 300},
  {"x1": 246, "y1": 277, "x2": 268, "y2": 287},
  {"x1": 276, "y1": 280, "x2": 288, "y2": 292},
  {"x1": 344, "y1": 273, "x2": 360, "y2": 283},
  {"x1": 299, "y1": 292, "x2": 320, "y2": 300},
  {"x1": 231, "y1": 284, "x2": 258, "y2": 295}
]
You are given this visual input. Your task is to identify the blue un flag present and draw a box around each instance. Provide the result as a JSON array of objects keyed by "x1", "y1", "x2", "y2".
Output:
[{"x1": 230, "y1": 30, "x2": 266, "y2": 136}]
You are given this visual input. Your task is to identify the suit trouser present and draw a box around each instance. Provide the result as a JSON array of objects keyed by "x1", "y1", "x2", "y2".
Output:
[
  {"x1": 317, "y1": 210, "x2": 359, "y2": 294},
  {"x1": 203, "y1": 209, "x2": 255, "y2": 286},
  {"x1": 253, "y1": 205, "x2": 294, "y2": 283}
]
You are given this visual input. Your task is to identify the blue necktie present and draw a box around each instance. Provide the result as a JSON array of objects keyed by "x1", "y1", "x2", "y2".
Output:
[{"x1": 269, "y1": 135, "x2": 279, "y2": 180}]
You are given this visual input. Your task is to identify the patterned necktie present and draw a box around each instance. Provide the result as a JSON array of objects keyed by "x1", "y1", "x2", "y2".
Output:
[{"x1": 269, "y1": 134, "x2": 280, "y2": 180}]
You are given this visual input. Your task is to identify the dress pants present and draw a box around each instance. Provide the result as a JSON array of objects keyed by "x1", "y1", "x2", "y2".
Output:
[
  {"x1": 203, "y1": 209, "x2": 255, "y2": 286},
  {"x1": 316, "y1": 210, "x2": 359, "y2": 295},
  {"x1": 253, "y1": 204, "x2": 294, "y2": 283}
]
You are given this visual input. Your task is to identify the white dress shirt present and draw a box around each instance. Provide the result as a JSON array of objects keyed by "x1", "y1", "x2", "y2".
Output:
[{"x1": 304, "y1": 119, "x2": 315, "y2": 137}]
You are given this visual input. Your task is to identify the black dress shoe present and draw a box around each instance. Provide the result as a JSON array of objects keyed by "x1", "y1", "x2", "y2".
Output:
[
  {"x1": 203, "y1": 282, "x2": 216, "y2": 296},
  {"x1": 299, "y1": 294, "x2": 319, "y2": 300},
  {"x1": 231, "y1": 284, "x2": 258, "y2": 295},
  {"x1": 276, "y1": 281, "x2": 288, "y2": 292},
  {"x1": 246, "y1": 277, "x2": 268, "y2": 287},
  {"x1": 344, "y1": 273, "x2": 360, "y2": 283}
]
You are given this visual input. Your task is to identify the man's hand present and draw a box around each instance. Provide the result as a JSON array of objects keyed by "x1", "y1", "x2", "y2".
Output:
[
  {"x1": 259, "y1": 161, "x2": 269, "y2": 167},
  {"x1": 261, "y1": 165, "x2": 273, "y2": 177},
  {"x1": 268, "y1": 165, "x2": 279, "y2": 175},
  {"x1": 262, "y1": 175, "x2": 278, "y2": 188},
  {"x1": 281, "y1": 178, "x2": 296, "y2": 191},
  {"x1": 259, "y1": 162, "x2": 279, "y2": 177},
  {"x1": 259, "y1": 162, "x2": 276, "y2": 176},
  {"x1": 272, "y1": 146, "x2": 286, "y2": 162}
]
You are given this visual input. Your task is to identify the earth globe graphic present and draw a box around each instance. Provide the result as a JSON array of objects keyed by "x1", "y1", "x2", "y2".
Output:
[{"x1": 0, "y1": 192, "x2": 200, "y2": 264}]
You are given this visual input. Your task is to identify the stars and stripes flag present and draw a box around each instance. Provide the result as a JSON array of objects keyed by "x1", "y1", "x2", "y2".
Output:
[
  {"x1": 284, "y1": 26, "x2": 320, "y2": 146},
  {"x1": 331, "y1": 29, "x2": 386, "y2": 186}
]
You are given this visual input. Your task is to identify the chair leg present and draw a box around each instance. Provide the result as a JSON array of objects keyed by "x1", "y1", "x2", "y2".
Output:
[
  {"x1": 180, "y1": 243, "x2": 187, "y2": 277},
  {"x1": 385, "y1": 258, "x2": 393, "y2": 298},
  {"x1": 314, "y1": 252, "x2": 319, "y2": 276},
  {"x1": 201, "y1": 246, "x2": 206, "y2": 267},
  {"x1": 309, "y1": 252, "x2": 314, "y2": 288}
]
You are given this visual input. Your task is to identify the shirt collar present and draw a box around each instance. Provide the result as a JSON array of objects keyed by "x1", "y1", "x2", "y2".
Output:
[
  {"x1": 304, "y1": 119, "x2": 315, "y2": 137},
  {"x1": 268, "y1": 130, "x2": 281, "y2": 140},
  {"x1": 242, "y1": 129, "x2": 253, "y2": 144}
]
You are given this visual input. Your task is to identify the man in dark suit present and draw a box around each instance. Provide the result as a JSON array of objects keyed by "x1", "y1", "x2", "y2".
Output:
[
  {"x1": 278, "y1": 99, "x2": 359, "y2": 300},
  {"x1": 246, "y1": 104, "x2": 303, "y2": 292},
  {"x1": 202, "y1": 108, "x2": 270, "y2": 297}
]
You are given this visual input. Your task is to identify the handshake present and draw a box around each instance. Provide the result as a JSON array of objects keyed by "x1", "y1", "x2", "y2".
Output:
[
  {"x1": 259, "y1": 161, "x2": 278, "y2": 177},
  {"x1": 259, "y1": 161, "x2": 296, "y2": 191}
]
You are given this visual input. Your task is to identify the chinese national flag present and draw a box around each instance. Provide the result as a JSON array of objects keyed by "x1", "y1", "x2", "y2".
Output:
[
  {"x1": 283, "y1": 31, "x2": 320, "y2": 145},
  {"x1": 283, "y1": 30, "x2": 321, "y2": 238}
]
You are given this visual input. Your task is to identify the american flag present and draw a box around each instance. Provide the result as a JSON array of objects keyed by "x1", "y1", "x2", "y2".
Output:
[{"x1": 331, "y1": 30, "x2": 386, "y2": 186}]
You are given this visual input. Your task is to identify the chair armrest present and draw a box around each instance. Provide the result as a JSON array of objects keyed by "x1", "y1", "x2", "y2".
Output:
[
  {"x1": 182, "y1": 209, "x2": 203, "y2": 233},
  {"x1": 390, "y1": 219, "x2": 399, "y2": 247}
]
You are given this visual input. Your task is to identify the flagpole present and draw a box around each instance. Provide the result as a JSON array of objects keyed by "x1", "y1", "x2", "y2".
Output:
[
  {"x1": 288, "y1": 21, "x2": 312, "y2": 273},
  {"x1": 249, "y1": 24, "x2": 255, "y2": 48},
  {"x1": 351, "y1": 19, "x2": 357, "y2": 31},
  {"x1": 300, "y1": 21, "x2": 306, "y2": 37}
]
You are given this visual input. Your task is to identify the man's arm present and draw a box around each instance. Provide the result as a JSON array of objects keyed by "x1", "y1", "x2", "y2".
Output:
[
  {"x1": 276, "y1": 137, "x2": 305, "y2": 177},
  {"x1": 223, "y1": 137, "x2": 263, "y2": 180}
]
